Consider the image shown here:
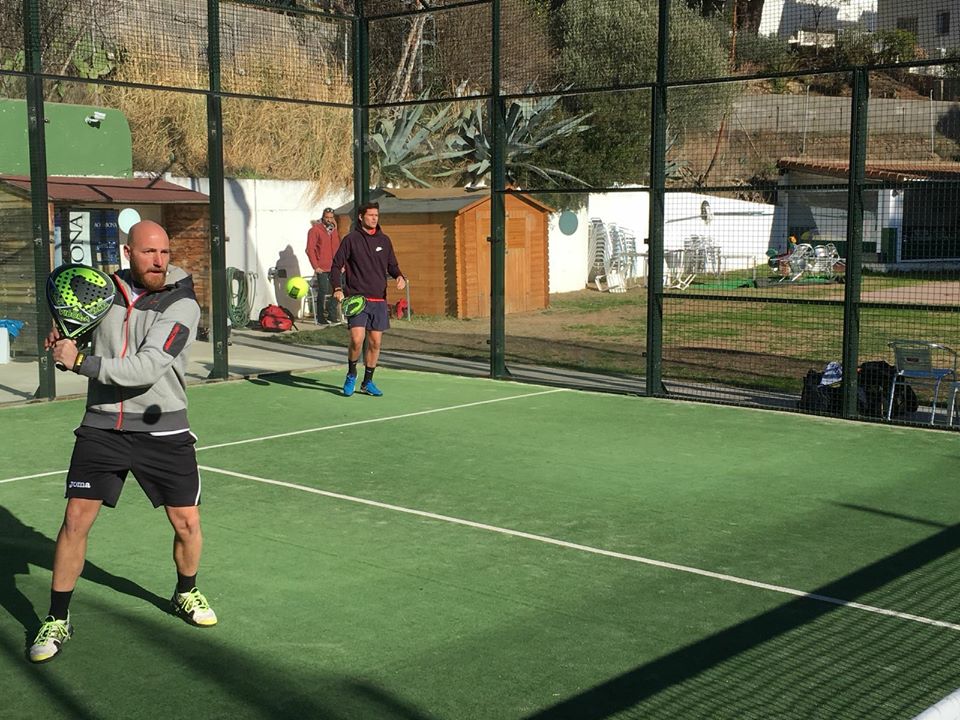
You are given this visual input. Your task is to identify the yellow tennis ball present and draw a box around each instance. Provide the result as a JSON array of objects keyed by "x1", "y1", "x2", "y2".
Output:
[{"x1": 286, "y1": 276, "x2": 309, "y2": 300}]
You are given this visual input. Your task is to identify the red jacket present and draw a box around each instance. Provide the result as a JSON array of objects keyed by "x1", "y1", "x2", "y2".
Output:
[{"x1": 305, "y1": 223, "x2": 341, "y2": 273}]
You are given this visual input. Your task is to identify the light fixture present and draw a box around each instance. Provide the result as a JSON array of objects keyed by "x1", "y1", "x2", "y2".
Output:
[{"x1": 84, "y1": 111, "x2": 106, "y2": 127}]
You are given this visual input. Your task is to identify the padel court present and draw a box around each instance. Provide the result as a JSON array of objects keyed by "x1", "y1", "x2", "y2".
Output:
[{"x1": 2, "y1": 369, "x2": 959, "y2": 719}]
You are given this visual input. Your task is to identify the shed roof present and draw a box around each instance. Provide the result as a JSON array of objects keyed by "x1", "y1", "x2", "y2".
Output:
[
  {"x1": 0, "y1": 175, "x2": 210, "y2": 204},
  {"x1": 333, "y1": 187, "x2": 552, "y2": 216},
  {"x1": 777, "y1": 158, "x2": 960, "y2": 182}
]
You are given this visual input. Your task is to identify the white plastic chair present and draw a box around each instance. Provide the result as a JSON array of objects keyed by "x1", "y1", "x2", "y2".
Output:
[
  {"x1": 664, "y1": 249, "x2": 694, "y2": 289},
  {"x1": 886, "y1": 340, "x2": 958, "y2": 423}
]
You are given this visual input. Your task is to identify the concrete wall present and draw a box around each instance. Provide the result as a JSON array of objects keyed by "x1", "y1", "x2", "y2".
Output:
[
  {"x1": 167, "y1": 176, "x2": 349, "y2": 320},
  {"x1": 732, "y1": 94, "x2": 957, "y2": 136}
]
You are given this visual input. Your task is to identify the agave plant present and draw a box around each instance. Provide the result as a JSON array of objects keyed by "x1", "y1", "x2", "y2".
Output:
[
  {"x1": 368, "y1": 100, "x2": 463, "y2": 188},
  {"x1": 436, "y1": 89, "x2": 593, "y2": 187}
]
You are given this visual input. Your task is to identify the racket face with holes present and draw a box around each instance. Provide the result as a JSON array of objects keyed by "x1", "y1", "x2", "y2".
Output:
[
  {"x1": 46, "y1": 264, "x2": 116, "y2": 340},
  {"x1": 341, "y1": 295, "x2": 366, "y2": 318}
]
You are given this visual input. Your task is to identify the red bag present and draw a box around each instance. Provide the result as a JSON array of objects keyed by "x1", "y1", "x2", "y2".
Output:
[{"x1": 258, "y1": 304, "x2": 297, "y2": 332}]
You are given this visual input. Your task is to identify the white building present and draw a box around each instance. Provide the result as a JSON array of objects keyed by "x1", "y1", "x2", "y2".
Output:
[
  {"x1": 877, "y1": 0, "x2": 959, "y2": 64},
  {"x1": 759, "y1": 0, "x2": 877, "y2": 43}
]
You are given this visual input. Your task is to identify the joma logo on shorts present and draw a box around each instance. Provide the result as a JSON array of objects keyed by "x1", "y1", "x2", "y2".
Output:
[{"x1": 68, "y1": 481, "x2": 91, "y2": 489}]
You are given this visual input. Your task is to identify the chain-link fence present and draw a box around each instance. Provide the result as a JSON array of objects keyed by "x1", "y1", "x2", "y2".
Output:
[{"x1": 2, "y1": 0, "x2": 958, "y2": 427}]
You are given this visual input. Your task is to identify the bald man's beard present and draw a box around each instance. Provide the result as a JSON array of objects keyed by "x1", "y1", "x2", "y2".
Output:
[{"x1": 133, "y1": 268, "x2": 167, "y2": 292}]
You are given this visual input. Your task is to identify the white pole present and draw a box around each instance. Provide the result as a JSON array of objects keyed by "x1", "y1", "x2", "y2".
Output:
[{"x1": 931, "y1": 90, "x2": 936, "y2": 156}]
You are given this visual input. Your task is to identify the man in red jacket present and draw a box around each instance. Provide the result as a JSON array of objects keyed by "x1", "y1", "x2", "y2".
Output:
[
  {"x1": 330, "y1": 202, "x2": 406, "y2": 397},
  {"x1": 305, "y1": 208, "x2": 341, "y2": 324}
]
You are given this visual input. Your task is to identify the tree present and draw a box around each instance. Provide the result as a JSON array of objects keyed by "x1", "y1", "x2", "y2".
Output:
[
  {"x1": 806, "y1": 0, "x2": 849, "y2": 56},
  {"x1": 537, "y1": 0, "x2": 735, "y2": 188}
]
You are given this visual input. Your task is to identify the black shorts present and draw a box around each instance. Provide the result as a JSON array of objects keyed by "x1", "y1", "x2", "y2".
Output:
[
  {"x1": 65, "y1": 426, "x2": 202, "y2": 508},
  {"x1": 347, "y1": 298, "x2": 390, "y2": 332}
]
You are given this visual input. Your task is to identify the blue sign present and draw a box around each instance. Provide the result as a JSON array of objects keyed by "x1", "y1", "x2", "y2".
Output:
[{"x1": 92, "y1": 209, "x2": 120, "y2": 265}]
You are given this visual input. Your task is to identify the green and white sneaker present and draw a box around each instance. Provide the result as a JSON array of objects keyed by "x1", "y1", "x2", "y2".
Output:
[
  {"x1": 171, "y1": 587, "x2": 217, "y2": 627},
  {"x1": 29, "y1": 614, "x2": 73, "y2": 663}
]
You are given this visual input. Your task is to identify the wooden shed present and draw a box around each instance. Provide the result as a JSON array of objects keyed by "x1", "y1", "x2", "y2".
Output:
[{"x1": 334, "y1": 188, "x2": 551, "y2": 318}]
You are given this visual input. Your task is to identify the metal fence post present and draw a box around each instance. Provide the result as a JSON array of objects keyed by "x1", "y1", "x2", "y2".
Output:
[
  {"x1": 490, "y1": 0, "x2": 507, "y2": 378},
  {"x1": 841, "y1": 68, "x2": 868, "y2": 418},
  {"x1": 207, "y1": 0, "x2": 229, "y2": 378},
  {"x1": 23, "y1": 0, "x2": 55, "y2": 398},
  {"x1": 646, "y1": 0, "x2": 669, "y2": 396},
  {"x1": 353, "y1": 0, "x2": 369, "y2": 209}
]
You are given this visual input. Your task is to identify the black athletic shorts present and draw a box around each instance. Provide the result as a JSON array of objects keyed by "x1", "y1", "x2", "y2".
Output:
[
  {"x1": 347, "y1": 298, "x2": 390, "y2": 332},
  {"x1": 65, "y1": 425, "x2": 202, "y2": 508}
]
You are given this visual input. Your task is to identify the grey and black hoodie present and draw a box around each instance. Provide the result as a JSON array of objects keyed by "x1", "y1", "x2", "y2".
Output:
[{"x1": 74, "y1": 264, "x2": 201, "y2": 433}]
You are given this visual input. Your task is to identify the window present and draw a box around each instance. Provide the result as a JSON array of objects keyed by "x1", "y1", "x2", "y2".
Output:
[
  {"x1": 937, "y1": 11, "x2": 951, "y2": 36},
  {"x1": 896, "y1": 16, "x2": 919, "y2": 36}
]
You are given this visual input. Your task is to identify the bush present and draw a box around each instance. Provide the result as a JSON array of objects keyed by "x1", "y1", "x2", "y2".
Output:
[
  {"x1": 733, "y1": 32, "x2": 794, "y2": 73},
  {"x1": 875, "y1": 29, "x2": 917, "y2": 65},
  {"x1": 834, "y1": 30, "x2": 876, "y2": 67}
]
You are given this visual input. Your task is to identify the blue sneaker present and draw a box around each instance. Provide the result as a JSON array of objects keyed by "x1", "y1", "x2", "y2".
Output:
[
  {"x1": 360, "y1": 380, "x2": 383, "y2": 397},
  {"x1": 343, "y1": 374, "x2": 357, "y2": 397}
]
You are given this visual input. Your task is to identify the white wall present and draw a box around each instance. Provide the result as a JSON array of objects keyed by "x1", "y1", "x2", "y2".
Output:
[
  {"x1": 167, "y1": 176, "x2": 349, "y2": 319},
  {"x1": 166, "y1": 176, "x2": 778, "y2": 303},
  {"x1": 760, "y1": 0, "x2": 877, "y2": 38},
  {"x1": 547, "y1": 207, "x2": 592, "y2": 294},
  {"x1": 547, "y1": 190, "x2": 780, "y2": 293}
]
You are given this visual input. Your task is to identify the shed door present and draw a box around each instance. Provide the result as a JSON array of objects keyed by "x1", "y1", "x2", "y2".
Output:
[
  {"x1": 471, "y1": 209, "x2": 532, "y2": 316},
  {"x1": 506, "y1": 216, "x2": 529, "y2": 313}
]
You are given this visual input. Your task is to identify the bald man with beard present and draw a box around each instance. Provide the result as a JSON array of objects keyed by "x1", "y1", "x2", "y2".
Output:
[{"x1": 31, "y1": 221, "x2": 217, "y2": 664}]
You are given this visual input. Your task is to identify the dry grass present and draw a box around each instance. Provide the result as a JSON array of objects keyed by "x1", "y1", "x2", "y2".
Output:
[{"x1": 100, "y1": 34, "x2": 353, "y2": 197}]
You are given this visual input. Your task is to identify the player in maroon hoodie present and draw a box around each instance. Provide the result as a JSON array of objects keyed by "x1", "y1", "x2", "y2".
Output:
[
  {"x1": 305, "y1": 208, "x2": 341, "y2": 324},
  {"x1": 330, "y1": 202, "x2": 406, "y2": 396}
]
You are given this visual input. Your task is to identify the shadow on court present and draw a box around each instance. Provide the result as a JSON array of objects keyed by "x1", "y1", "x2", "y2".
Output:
[
  {"x1": 524, "y1": 518, "x2": 960, "y2": 720},
  {"x1": 12, "y1": 599, "x2": 430, "y2": 720},
  {"x1": 0, "y1": 505, "x2": 168, "y2": 642},
  {"x1": 1, "y1": 505, "x2": 434, "y2": 719},
  {"x1": 246, "y1": 373, "x2": 344, "y2": 395}
]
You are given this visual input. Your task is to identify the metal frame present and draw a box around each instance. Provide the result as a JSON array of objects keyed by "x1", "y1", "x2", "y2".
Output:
[{"x1": 9, "y1": 0, "x2": 958, "y2": 427}]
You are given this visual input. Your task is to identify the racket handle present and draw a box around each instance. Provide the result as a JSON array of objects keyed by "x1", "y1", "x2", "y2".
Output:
[{"x1": 55, "y1": 361, "x2": 67, "y2": 372}]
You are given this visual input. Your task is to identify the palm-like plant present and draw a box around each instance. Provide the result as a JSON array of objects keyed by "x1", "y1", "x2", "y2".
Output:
[
  {"x1": 437, "y1": 91, "x2": 593, "y2": 187},
  {"x1": 368, "y1": 101, "x2": 462, "y2": 187}
]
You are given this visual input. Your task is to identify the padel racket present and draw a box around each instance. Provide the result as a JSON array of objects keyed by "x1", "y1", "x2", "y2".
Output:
[
  {"x1": 46, "y1": 263, "x2": 116, "y2": 369},
  {"x1": 341, "y1": 295, "x2": 366, "y2": 318}
]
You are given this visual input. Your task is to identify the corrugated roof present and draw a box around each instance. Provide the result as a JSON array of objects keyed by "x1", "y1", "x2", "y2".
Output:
[
  {"x1": 778, "y1": 158, "x2": 960, "y2": 182},
  {"x1": 0, "y1": 175, "x2": 210, "y2": 204}
]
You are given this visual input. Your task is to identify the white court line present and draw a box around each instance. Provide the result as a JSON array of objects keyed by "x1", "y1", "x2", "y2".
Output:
[
  {"x1": 0, "y1": 389, "x2": 566, "y2": 485},
  {"x1": 196, "y1": 388, "x2": 566, "y2": 451},
  {"x1": 201, "y1": 463, "x2": 960, "y2": 634},
  {"x1": 0, "y1": 470, "x2": 66, "y2": 485}
]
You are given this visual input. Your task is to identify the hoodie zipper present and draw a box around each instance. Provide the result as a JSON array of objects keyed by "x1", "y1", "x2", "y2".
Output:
[{"x1": 113, "y1": 277, "x2": 135, "y2": 430}]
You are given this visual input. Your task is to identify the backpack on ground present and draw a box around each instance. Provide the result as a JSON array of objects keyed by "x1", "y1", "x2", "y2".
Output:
[
  {"x1": 857, "y1": 360, "x2": 919, "y2": 418},
  {"x1": 798, "y1": 368, "x2": 842, "y2": 415},
  {"x1": 258, "y1": 304, "x2": 297, "y2": 332}
]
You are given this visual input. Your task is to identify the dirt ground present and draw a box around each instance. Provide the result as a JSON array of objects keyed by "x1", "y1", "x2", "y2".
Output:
[
  {"x1": 289, "y1": 288, "x2": 828, "y2": 392},
  {"x1": 287, "y1": 280, "x2": 960, "y2": 396}
]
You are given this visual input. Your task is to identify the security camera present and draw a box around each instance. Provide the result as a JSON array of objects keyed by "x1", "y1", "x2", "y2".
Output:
[{"x1": 84, "y1": 111, "x2": 107, "y2": 127}]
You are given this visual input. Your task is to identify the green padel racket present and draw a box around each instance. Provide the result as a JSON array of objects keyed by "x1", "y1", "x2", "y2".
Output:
[
  {"x1": 341, "y1": 295, "x2": 366, "y2": 318},
  {"x1": 46, "y1": 263, "x2": 116, "y2": 369}
]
